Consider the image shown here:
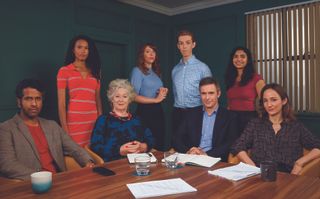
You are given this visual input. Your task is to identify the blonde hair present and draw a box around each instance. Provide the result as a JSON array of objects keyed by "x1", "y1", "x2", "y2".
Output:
[{"x1": 107, "y1": 79, "x2": 136, "y2": 103}]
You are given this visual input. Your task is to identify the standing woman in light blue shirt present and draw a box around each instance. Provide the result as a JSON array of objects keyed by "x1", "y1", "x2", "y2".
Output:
[{"x1": 130, "y1": 43, "x2": 168, "y2": 151}]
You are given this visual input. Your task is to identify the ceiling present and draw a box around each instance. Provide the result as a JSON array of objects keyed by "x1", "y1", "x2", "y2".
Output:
[{"x1": 118, "y1": 0, "x2": 242, "y2": 16}]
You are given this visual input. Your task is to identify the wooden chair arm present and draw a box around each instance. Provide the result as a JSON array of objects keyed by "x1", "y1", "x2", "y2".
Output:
[
  {"x1": 84, "y1": 144, "x2": 104, "y2": 165},
  {"x1": 300, "y1": 157, "x2": 320, "y2": 177}
]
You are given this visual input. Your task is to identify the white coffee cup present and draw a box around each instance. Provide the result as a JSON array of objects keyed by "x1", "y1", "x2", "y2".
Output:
[{"x1": 30, "y1": 171, "x2": 52, "y2": 194}]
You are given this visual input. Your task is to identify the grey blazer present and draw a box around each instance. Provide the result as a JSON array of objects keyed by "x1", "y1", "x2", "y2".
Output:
[{"x1": 0, "y1": 114, "x2": 92, "y2": 180}]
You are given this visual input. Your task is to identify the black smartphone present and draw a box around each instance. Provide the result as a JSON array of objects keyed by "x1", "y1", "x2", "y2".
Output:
[{"x1": 92, "y1": 167, "x2": 116, "y2": 176}]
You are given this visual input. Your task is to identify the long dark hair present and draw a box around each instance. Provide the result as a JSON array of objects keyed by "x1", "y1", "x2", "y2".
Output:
[
  {"x1": 259, "y1": 83, "x2": 296, "y2": 122},
  {"x1": 225, "y1": 47, "x2": 255, "y2": 90},
  {"x1": 64, "y1": 35, "x2": 101, "y2": 80},
  {"x1": 137, "y1": 43, "x2": 161, "y2": 77}
]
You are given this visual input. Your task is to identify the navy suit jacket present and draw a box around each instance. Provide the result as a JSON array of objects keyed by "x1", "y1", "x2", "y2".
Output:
[{"x1": 173, "y1": 106, "x2": 240, "y2": 162}]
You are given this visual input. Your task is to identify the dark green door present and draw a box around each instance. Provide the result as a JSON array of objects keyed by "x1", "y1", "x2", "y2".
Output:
[{"x1": 95, "y1": 40, "x2": 127, "y2": 114}]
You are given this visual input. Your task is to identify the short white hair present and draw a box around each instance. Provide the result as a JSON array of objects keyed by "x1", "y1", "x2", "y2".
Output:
[{"x1": 107, "y1": 79, "x2": 136, "y2": 103}]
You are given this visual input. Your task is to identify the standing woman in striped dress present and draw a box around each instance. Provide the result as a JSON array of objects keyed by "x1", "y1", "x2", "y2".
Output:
[{"x1": 57, "y1": 35, "x2": 102, "y2": 147}]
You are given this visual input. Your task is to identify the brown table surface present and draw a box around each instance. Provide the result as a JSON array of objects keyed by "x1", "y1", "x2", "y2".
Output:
[{"x1": 1, "y1": 152, "x2": 320, "y2": 199}]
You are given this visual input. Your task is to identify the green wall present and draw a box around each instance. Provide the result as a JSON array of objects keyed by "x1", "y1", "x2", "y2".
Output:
[
  {"x1": 0, "y1": 0, "x2": 171, "y2": 122},
  {"x1": 1, "y1": 0, "x2": 319, "y2": 145}
]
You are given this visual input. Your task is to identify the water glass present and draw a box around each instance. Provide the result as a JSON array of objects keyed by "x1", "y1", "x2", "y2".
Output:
[
  {"x1": 135, "y1": 156, "x2": 151, "y2": 176},
  {"x1": 164, "y1": 151, "x2": 179, "y2": 169}
]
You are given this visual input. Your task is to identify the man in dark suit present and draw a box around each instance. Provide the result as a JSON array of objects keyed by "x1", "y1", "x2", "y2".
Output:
[
  {"x1": 0, "y1": 79, "x2": 94, "y2": 180},
  {"x1": 173, "y1": 77, "x2": 239, "y2": 162}
]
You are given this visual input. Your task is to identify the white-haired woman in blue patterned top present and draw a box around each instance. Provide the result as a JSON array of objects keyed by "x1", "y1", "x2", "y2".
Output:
[{"x1": 90, "y1": 79, "x2": 154, "y2": 162}]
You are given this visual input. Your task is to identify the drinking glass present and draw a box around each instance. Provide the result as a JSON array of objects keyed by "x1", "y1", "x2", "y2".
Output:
[
  {"x1": 135, "y1": 156, "x2": 151, "y2": 176},
  {"x1": 164, "y1": 151, "x2": 179, "y2": 169}
]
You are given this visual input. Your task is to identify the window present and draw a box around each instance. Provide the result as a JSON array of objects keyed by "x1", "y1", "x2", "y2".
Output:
[{"x1": 246, "y1": 1, "x2": 320, "y2": 112}]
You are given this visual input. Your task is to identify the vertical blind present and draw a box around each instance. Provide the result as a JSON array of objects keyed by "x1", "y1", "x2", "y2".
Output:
[{"x1": 246, "y1": 1, "x2": 320, "y2": 112}]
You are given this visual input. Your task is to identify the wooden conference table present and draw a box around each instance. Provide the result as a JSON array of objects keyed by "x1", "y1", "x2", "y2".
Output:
[{"x1": 1, "y1": 152, "x2": 320, "y2": 199}]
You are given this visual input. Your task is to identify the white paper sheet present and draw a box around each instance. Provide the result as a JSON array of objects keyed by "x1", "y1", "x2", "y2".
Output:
[
  {"x1": 208, "y1": 162, "x2": 261, "y2": 181},
  {"x1": 162, "y1": 153, "x2": 221, "y2": 168},
  {"x1": 127, "y1": 178, "x2": 197, "y2": 198},
  {"x1": 178, "y1": 154, "x2": 221, "y2": 167},
  {"x1": 127, "y1": 153, "x2": 157, "y2": 163}
]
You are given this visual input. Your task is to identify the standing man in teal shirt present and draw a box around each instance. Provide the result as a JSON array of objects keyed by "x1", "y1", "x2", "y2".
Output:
[{"x1": 171, "y1": 30, "x2": 212, "y2": 146}]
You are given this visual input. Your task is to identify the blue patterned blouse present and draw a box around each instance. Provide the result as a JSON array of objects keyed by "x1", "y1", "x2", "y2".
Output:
[{"x1": 90, "y1": 113, "x2": 154, "y2": 162}]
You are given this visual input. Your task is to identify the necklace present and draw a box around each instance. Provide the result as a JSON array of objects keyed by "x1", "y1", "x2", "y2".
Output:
[{"x1": 110, "y1": 111, "x2": 132, "y2": 121}]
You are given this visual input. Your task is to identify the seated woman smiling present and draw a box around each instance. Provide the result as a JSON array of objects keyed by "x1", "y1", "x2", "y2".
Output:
[
  {"x1": 231, "y1": 83, "x2": 320, "y2": 174},
  {"x1": 90, "y1": 79, "x2": 154, "y2": 162}
]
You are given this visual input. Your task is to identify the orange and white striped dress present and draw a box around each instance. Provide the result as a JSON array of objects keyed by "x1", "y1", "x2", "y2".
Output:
[{"x1": 57, "y1": 63, "x2": 100, "y2": 147}]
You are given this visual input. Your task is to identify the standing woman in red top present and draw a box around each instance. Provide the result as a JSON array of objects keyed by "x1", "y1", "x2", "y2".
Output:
[
  {"x1": 225, "y1": 47, "x2": 265, "y2": 134},
  {"x1": 57, "y1": 35, "x2": 102, "y2": 147}
]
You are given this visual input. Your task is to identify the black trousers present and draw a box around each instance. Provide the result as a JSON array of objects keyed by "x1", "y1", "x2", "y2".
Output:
[
  {"x1": 136, "y1": 103, "x2": 165, "y2": 151},
  {"x1": 171, "y1": 106, "x2": 202, "y2": 148}
]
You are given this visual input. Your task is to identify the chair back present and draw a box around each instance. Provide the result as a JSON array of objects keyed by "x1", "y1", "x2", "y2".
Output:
[{"x1": 84, "y1": 144, "x2": 104, "y2": 165}]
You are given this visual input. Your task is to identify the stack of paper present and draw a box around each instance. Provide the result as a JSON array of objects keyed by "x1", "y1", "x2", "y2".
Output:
[
  {"x1": 127, "y1": 178, "x2": 197, "y2": 198},
  {"x1": 178, "y1": 154, "x2": 221, "y2": 168},
  {"x1": 162, "y1": 153, "x2": 221, "y2": 168},
  {"x1": 208, "y1": 162, "x2": 261, "y2": 181},
  {"x1": 127, "y1": 153, "x2": 157, "y2": 163}
]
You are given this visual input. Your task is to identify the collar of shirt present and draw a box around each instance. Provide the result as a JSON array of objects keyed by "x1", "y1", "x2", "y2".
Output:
[
  {"x1": 264, "y1": 117, "x2": 286, "y2": 126},
  {"x1": 203, "y1": 105, "x2": 219, "y2": 117},
  {"x1": 179, "y1": 54, "x2": 196, "y2": 65},
  {"x1": 66, "y1": 63, "x2": 76, "y2": 70}
]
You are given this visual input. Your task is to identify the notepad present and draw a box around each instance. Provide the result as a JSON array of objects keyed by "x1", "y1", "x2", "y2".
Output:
[
  {"x1": 127, "y1": 153, "x2": 157, "y2": 163},
  {"x1": 179, "y1": 154, "x2": 221, "y2": 167},
  {"x1": 127, "y1": 178, "x2": 197, "y2": 198},
  {"x1": 208, "y1": 162, "x2": 261, "y2": 181},
  {"x1": 162, "y1": 153, "x2": 221, "y2": 168}
]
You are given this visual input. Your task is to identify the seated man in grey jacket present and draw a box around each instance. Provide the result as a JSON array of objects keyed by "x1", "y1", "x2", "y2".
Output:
[{"x1": 0, "y1": 78, "x2": 94, "y2": 180}]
